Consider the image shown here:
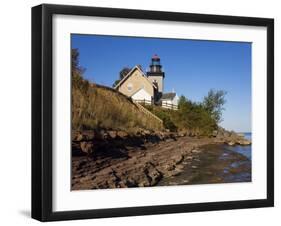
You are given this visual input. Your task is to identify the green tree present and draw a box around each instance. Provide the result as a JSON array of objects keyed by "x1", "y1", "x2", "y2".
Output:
[
  {"x1": 178, "y1": 95, "x2": 187, "y2": 109},
  {"x1": 203, "y1": 89, "x2": 227, "y2": 123},
  {"x1": 119, "y1": 67, "x2": 131, "y2": 79},
  {"x1": 112, "y1": 79, "x2": 121, "y2": 88},
  {"x1": 112, "y1": 67, "x2": 131, "y2": 87},
  {"x1": 72, "y1": 48, "x2": 88, "y2": 92}
]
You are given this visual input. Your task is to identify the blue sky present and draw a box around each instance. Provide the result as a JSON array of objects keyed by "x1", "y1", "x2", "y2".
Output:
[{"x1": 71, "y1": 34, "x2": 252, "y2": 132}]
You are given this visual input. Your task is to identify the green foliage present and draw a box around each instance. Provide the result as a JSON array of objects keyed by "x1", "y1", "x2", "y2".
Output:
[
  {"x1": 119, "y1": 67, "x2": 131, "y2": 79},
  {"x1": 174, "y1": 95, "x2": 217, "y2": 135},
  {"x1": 203, "y1": 89, "x2": 227, "y2": 123},
  {"x1": 112, "y1": 67, "x2": 131, "y2": 87},
  {"x1": 112, "y1": 79, "x2": 121, "y2": 88},
  {"x1": 144, "y1": 92, "x2": 225, "y2": 136},
  {"x1": 149, "y1": 107, "x2": 177, "y2": 132},
  {"x1": 72, "y1": 48, "x2": 88, "y2": 93}
]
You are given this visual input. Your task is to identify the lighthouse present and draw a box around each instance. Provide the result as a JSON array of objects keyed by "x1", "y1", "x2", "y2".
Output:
[{"x1": 147, "y1": 54, "x2": 165, "y2": 97}]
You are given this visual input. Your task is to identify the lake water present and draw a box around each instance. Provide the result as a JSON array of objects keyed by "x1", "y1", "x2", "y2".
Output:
[
  {"x1": 225, "y1": 132, "x2": 252, "y2": 160},
  {"x1": 158, "y1": 133, "x2": 252, "y2": 186}
]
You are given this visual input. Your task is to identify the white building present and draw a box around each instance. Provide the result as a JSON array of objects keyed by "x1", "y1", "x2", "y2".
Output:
[
  {"x1": 161, "y1": 92, "x2": 179, "y2": 110},
  {"x1": 131, "y1": 88, "x2": 152, "y2": 103},
  {"x1": 114, "y1": 54, "x2": 179, "y2": 110}
]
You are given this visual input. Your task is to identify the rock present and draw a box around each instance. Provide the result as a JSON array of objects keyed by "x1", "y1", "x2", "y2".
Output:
[
  {"x1": 117, "y1": 131, "x2": 128, "y2": 138},
  {"x1": 117, "y1": 180, "x2": 127, "y2": 188},
  {"x1": 106, "y1": 175, "x2": 119, "y2": 188},
  {"x1": 80, "y1": 141, "x2": 95, "y2": 154},
  {"x1": 164, "y1": 164, "x2": 175, "y2": 171},
  {"x1": 121, "y1": 178, "x2": 137, "y2": 187},
  {"x1": 79, "y1": 175, "x2": 92, "y2": 183},
  {"x1": 191, "y1": 149, "x2": 200, "y2": 154},
  {"x1": 172, "y1": 155, "x2": 184, "y2": 164},
  {"x1": 102, "y1": 132, "x2": 109, "y2": 140},
  {"x1": 77, "y1": 161, "x2": 87, "y2": 170},
  {"x1": 141, "y1": 162, "x2": 162, "y2": 186},
  {"x1": 237, "y1": 133, "x2": 245, "y2": 137},
  {"x1": 76, "y1": 133, "x2": 84, "y2": 141},
  {"x1": 166, "y1": 170, "x2": 181, "y2": 177},
  {"x1": 238, "y1": 139, "x2": 251, "y2": 145},
  {"x1": 143, "y1": 130, "x2": 151, "y2": 135},
  {"x1": 157, "y1": 132, "x2": 165, "y2": 140},
  {"x1": 212, "y1": 130, "x2": 218, "y2": 137},
  {"x1": 108, "y1": 130, "x2": 117, "y2": 139},
  {"x1": 148, "y1": 168, "x2": 162, "y2": 186},
  {"x1": 227, "y1": 141, "x2": 236, "y2": 146},
  {"x1": 178, "y1": 131, "x2": 186, "y2": 137},
  {"x1": 73, "y1": 131, "x2": 85, "y2": 141},
  {"x1": 175, "y1": 165, "x2": 184, "y2": 171},
  {"x1": 185, "y1": 156, "x2": 193, "y2": 161},
  {"x1": 229, "y1": 131, "x2": 238, "y2": 138},
  {"x1": 138, "y1": 176, "x2": 151, "y2": 187}
]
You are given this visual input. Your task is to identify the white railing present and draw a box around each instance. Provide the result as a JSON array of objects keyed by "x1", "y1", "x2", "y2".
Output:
[{"x1": 133, "y1": 99, "x2": 178, "y2": 110}]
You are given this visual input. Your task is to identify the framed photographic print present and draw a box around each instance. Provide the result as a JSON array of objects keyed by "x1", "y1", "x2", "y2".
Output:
[{"x1": 32, "y1": 4, "x2": 274, "y2": 221}]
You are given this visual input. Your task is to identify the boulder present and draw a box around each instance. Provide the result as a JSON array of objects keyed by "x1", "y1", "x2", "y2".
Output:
[
  {"x1": 157, "y1": 132, "x2": 165, "y2": 140},
  {"x1": 212, "y1": 130, "x2": 218, "y2": 137},
  {"x1": 164, "y1": 164, "x2": 175, "y2": 171},
  {"x1": 142, "y1": 130, "x2": 151, "y2": 135},
  {"x1": 108, "y1": 130, "x2": 117, "y2": 139},
  {"x1": 238, "y1": 139, "x2": 251, "y2": 145},
  {"x1": 178, "y1": 131, "x2": 187, "y2": 137},
  {"x1": 227, "y1": 141, "x2": 236, "y2": 146},
  {"x1": 117, "y1": 131, "x2": 128, "y2": 138},
  {"x1": 75, "y1": 132, "x2": 84, "y2": 141},
  {"x1": 172, "y1": 155, "x2": 184, "y2": 164},
  {"x1": 138, "y1": 179, "x2": 151, "y2": 187},
  {"x1": 148, "y1": 168, "x2": 162, "y2": 186},
  {"x1": 80, "y1": 141, "x2": 95, "y2": 155}
]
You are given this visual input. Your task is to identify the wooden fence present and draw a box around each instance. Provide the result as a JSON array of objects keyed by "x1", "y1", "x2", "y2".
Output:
[{"x1": 161, "y1": 102, "x2": 178, "y2": 110}]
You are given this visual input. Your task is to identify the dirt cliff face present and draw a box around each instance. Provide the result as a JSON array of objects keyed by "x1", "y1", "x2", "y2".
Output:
[{"x1": 72, "y1": 84, "x2": 163, "y2": 132}]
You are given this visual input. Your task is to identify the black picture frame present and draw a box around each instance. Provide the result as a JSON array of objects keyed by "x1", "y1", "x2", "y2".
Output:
[{"x1": 32, "y1": 4, "x2": 274, "y2": 222}]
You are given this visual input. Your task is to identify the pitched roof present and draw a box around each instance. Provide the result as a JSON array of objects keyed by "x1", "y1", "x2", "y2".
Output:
[
  {"x1": 161, "y1": 92, "x2": 176, "y2": 100},
  {"x1": 114, "y1": 65, "x2": 156, "y2": 89}
]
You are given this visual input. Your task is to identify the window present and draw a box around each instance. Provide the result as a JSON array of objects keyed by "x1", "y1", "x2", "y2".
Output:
[{"x1": 127, "y1": 83, "x2": 133, "y2": 91}]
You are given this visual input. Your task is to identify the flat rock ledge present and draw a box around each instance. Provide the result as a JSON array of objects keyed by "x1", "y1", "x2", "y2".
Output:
[{"x1": 71, "y1": 129, "x2": 251, "y2": 190}]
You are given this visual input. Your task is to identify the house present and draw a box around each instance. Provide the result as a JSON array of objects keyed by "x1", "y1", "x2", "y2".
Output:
[
  {"x1": 114, "y1": 55, "x2": 178, "y2": 110},
  {"x1": 161, "y1": 92, "x2": 179, "y2": 110}
]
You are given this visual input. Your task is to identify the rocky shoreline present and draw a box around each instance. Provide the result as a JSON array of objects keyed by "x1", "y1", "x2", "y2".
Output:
[{"x1": 72, "y1": 129, "x2": 251, "y2": 190}]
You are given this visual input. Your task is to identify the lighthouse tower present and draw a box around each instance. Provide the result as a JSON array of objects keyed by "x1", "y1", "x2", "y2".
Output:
[{"x1": 147, "y1": 54, "x2": 165, "y2": 98}]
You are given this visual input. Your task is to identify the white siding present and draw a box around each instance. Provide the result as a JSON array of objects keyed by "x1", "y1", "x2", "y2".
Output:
[
  {"x1": 172, "y1": 95, "x2": 179, "y2": 106},
  {"x1": 131, "y1": 88, "x2": 152, "y2": 102},
  {"x1": 162, "y1": 95, "x2": 179, "y2": 110}
]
